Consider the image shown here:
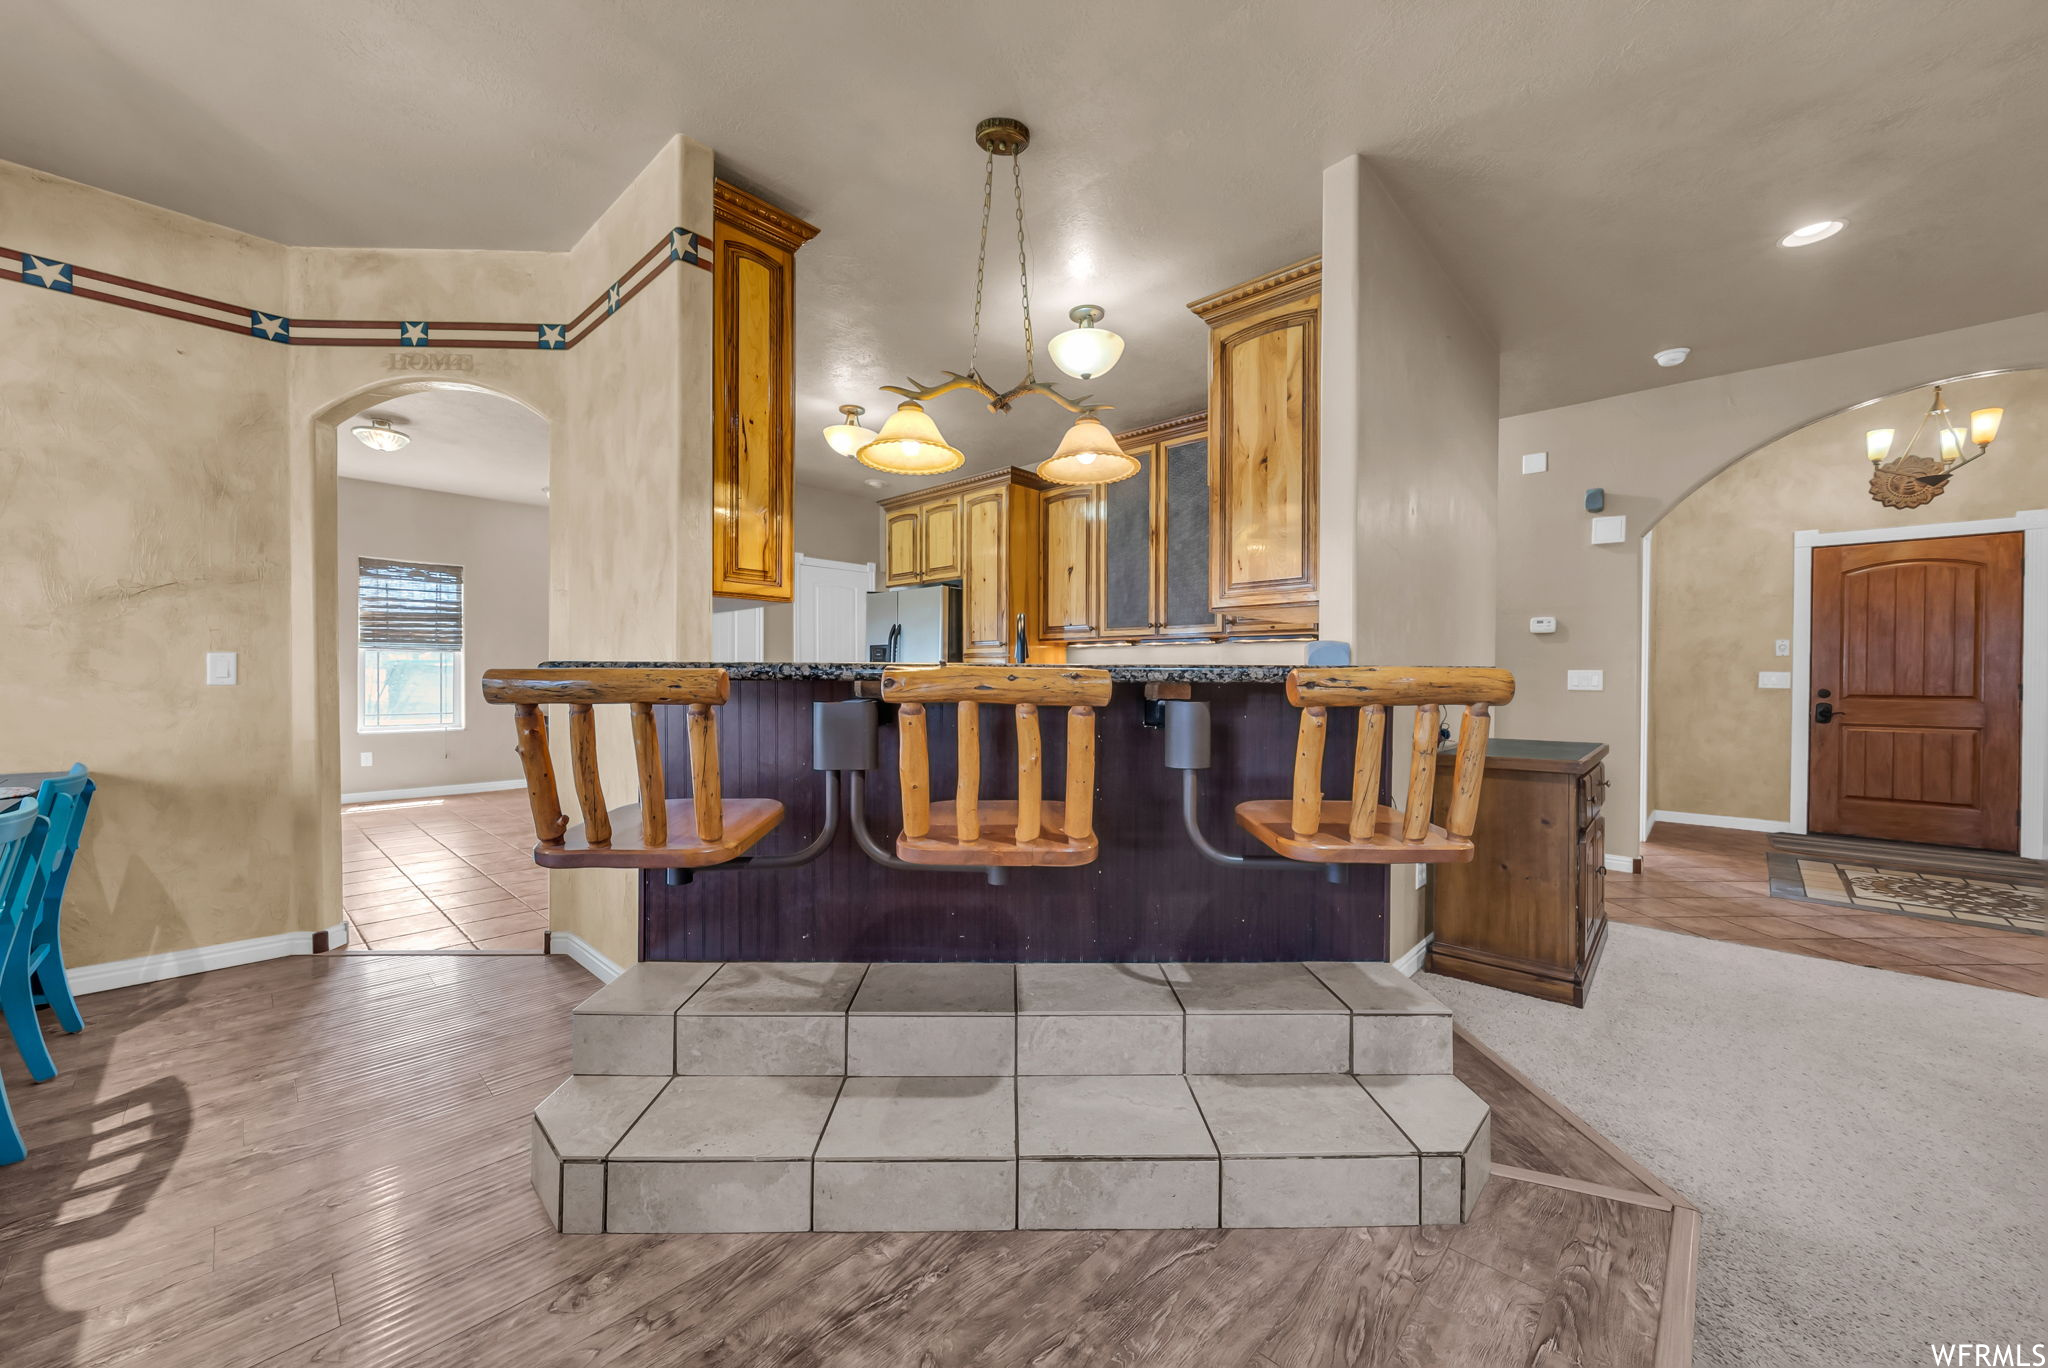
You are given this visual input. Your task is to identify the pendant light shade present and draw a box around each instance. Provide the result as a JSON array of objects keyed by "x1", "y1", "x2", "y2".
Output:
[
  {"x1": 1047, "y1": 305, "x2": 1126, "y2": 380},
  {"x1": 1036, "y1": 415, "x2": 1140, "y2": 486},
  {"x1": 1970, "y1": 408, "x2": 2005, "y2": 448},
  {"x1": 857, "y1": 401, "x2": 965, "y2": 476},
  {"x1": 1865, "y1": 428, "x2": 1894, "y2": 464},
  {"x1": 823, "y1": 404, "x2": 876, "y2": 458}
]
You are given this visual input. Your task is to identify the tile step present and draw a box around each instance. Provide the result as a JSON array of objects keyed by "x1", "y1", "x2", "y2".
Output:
[
  {"x1": 574, "y1": 960, "x2": 1453, "y2": 1077},
  {"x1": 532, "y1": 1069, "x2": 1489, "y2": 1234}
]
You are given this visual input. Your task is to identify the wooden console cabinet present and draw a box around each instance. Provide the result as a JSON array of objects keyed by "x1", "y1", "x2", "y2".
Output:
[
  {"x1": 1427, "y1": 740, "x2": 1609, "y2": 1006},
  {"x1": 710, "y1": 180, "x2": 818, "y2": 602}
]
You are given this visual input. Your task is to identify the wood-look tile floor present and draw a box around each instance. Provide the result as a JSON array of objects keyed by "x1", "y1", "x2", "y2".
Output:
[
  {"x1": 1612, "y1": 825, "x2": 2046, "y2": 997},
  {"x1": 0, "y1": 953, "x2": 1688, "y2": 1368},
  {"x1": 340, "y1": 791, "x2": 546, "y2": 951}
]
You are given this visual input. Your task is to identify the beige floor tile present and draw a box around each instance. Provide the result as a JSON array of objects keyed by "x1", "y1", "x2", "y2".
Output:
[{"x1": 366, "y1": 925, "x2": 474, "y2": 951}]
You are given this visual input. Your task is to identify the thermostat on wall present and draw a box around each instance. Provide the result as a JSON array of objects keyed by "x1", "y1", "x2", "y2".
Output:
[{"x1": 1529, "y1": 616, "x2": 1558, "y2": 634}]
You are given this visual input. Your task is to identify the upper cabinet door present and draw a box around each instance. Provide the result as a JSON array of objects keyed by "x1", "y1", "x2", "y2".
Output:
[
  {"x1": 883, "y1": 508, "x2": 924, "y2": 587},
  {"x1": 710, "y1": 182, "x2": 818, "y2": 603},
  {"x1": 919, "y1": 495, "x2": 964, "y2": 581},
  {"x1": 1156, "y1": 434, "x2": 1221, "y2": 638},
  {"x1": 1040, "y1": 485, "x2": 1099, "y2": 639},
  {"x1": 1194, "y1": 259, "x2": 1320, "y2": 612},
  {"x1": 1099, "y1": 441, "x2": 1155, "y2": 638},
  {"x1": 960, "y1": 485, "x2": 1014, "y2": 658}
]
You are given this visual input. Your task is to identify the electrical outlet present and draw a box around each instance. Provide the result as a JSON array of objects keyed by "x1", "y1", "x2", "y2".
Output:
[
  {"x1": 1774, "y1": 639, "x2": 1791, "y2": 656},
  {"x1": 1567, "y1": 669, "x2": 1604, "y2": 691},
  {"x1": 360, "y1": 752, "x2": 373, "y2": 766}
]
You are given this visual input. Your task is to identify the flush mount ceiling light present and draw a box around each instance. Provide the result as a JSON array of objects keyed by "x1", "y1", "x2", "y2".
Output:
[
  {"x1": 1863, "y1": 383, "x2": 2005, "y2": 508},
  {"x1": 1779, "y1": 220, "x2": 1845, "y2": 247},
  {"x1": 1047, "y1": 305, "x2": 1125, "y2": 380},
  {"x1": 1653, "y1": 347, "x2": 1692, "y2": 367},
  {"x1": 351, "y1": 418, "x2": 410, "y2": 451},
  {"x1": 839, "y1": 116, "x2": 1136, "y2": 485},
  {"x1": 822, "y1": 404, "x2": 878, "y2": 457}
]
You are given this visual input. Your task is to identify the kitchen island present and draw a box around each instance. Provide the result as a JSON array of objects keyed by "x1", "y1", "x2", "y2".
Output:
[{"x1": 540, "y1": 662, "x2": 1392, "y2": 964}]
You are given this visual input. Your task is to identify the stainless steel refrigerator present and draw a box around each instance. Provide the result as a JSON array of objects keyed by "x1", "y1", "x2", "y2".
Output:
[{"x1": 865, "y1": 585, "x2": 960, "y2": 662}]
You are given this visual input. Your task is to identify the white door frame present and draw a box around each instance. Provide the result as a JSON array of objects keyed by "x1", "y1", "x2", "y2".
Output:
[
  {"x1": 1788, "y1": 508, "x2": 2048, "y2": 858},
  {"x1": 793, "y1": 553, "x2": 875, "y2": 663}
]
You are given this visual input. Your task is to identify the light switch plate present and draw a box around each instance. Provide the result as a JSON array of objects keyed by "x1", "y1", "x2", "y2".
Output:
[
  {"x1": 1774, "y1": 639, "x2": 1791, "y2": 656},
  {"x1": 1589, "y1": 515, "x2": 1628, "y2": 545},
  {"x1": 1758, "y1": 671, "x2": 1792, "y2": 689},
  {"x1": 1529, "y1": 616, "x2": 1558, "y2": 634},
  {"x1": 1521, "y1": 451, "x2": 1548, "y2": 474},
  {"x1": 205, "y1": 651, "x2": 237, "y2": 686},
  {"x1": 1567, "y1": 669, "x2": 1604, "y2": 691}
]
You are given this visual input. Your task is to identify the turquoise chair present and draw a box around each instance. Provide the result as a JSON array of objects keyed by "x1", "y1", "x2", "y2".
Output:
[
  {"x1": 1, "y1": 769, "x2": 79, "y2": 1081},
  {"x1": 0, "y1": 799, "x2": 50, "y2": 1162}
]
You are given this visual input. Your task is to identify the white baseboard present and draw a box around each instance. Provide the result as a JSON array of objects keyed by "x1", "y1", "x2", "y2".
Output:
[
  {"x1": 324, "y1": 919, "x2": 350, "y2": 949},
  {"x1": 341, "y1": 778, "x2": 525, "y2": 804},
  {"x1": 550, "y1": 932, "x2": 624, "y2": 983},
  {"x1": 70, "y1": 930, "x2": 318, "y2": 996},
  {"x1": 1605, "y1": 854, "x2": 1640, "y2": 875},
  {"x1": 1650, "y1": 808, "x2": 1794, "y2": 834},
  {"x1": 1392, "y1": 933, "x2": 1435, "y2": 977}
]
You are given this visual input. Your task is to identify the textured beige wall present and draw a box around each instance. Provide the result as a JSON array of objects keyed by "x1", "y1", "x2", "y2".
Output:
[
  {"x1": 547, "y1": 136, "x2": 715, "y2": 969},
  {"x1": 0, "y1": 162, "x2": 294, "y2": 970},
  {"x1": 1498, "y1": 310, "x2": 2048, "y2": 857},
  {"x1": 1651, "y1": 368, "x2": 2048, "y2": 822},
  {"x1": 1321, "y1": 156, "x2": 1500, "y2": 959},
  {"x1": 758, "y1": 481, "x2": 883, "y2": 661},
  {"x1": 337, "y1": 478, "x2": 549, "y2": 795}
]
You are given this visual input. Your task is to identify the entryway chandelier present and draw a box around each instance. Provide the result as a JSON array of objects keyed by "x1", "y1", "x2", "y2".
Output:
[
  {"x1": 836, "y1": 116, "x2": 1138, "y2": 486},
  {"x1": 1865, "y1": 384, "x2": 2005, "y2": 509}
]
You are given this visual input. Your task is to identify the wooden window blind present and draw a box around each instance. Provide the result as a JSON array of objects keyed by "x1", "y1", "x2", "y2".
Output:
[{"x1": 357, "y1": 558, "x2": 464, "y2": 650}]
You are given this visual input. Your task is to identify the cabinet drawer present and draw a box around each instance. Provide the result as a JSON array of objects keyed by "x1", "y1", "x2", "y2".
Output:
[{"x1": 1579, "y1": 763, "x2": 1608, "y2": 831}]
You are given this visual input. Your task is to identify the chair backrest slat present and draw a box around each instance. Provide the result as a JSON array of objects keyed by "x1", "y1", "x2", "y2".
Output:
[
  {"x1": 1348, "y1": 704, "x2": 1387, "y2": 841},
  {"x1": 898, "y1": 702, "x2": 931, "y2": 838},
  {"x1": 1279, "y1": 667, "x2": 1514, "y2": 849},
  {"x1": 1290, "y1": 706, "x2": 1328, "y2": 837},
  {"x1": 956, "y1": 701, "x2": 982, "y2": 843},
  {"x1": 1064, "y1": 707, "x2": 1096, "y2": 841},
  {"x1": 567, "y1": 704, "x2": 611, "y2": 846},
  {"x1": 1015, "y1": 704, "x2": 1043, "y2": 843}
]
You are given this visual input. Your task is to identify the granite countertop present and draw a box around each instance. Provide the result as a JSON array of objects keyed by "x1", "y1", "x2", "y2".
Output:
[{"x1": 539, "y1": 661, "x2": 1296, "y2": 683}]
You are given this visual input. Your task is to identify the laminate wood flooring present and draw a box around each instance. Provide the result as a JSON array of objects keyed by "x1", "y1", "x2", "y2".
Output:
[{"x1": 0, "y1": 952, "x2": 1692, "y2": 1367}]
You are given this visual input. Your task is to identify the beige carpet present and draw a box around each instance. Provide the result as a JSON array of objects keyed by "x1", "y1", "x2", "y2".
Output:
[{"x1": 1423, "y1": 923, "x2": 2047, "y2": 1368}]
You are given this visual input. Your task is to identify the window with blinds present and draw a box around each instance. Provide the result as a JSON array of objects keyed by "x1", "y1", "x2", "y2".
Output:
[{"x1": 357, "y1": 558, "x2": 465, "y2": 731}]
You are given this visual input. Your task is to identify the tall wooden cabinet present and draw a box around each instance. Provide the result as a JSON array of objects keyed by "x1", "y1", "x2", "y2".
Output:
[
  {"x1": 1088, "y1": 413, "x2": 1221, "y2": 642},
  {"x1": 710, "y1": 180, "x2": 819, "y2": 603},
  {"x1": 1427, "y1": 740, "x2": 1610, "y2": 1006},
  {"x1": 1189, "y1": 257, "x2": 1320, "y2": 623},
  {"x1": 877, "y1": 468, "x2": 1056, "y2": 663}
]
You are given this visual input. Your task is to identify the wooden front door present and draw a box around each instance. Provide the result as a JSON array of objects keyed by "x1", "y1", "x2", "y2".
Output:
[{"x1": 1809, "y1": 532, "x2": 2023, "y2": 851}]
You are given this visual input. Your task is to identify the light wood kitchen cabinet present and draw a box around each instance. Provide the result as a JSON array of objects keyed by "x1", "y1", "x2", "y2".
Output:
[
  {"x1": 1189, "y1": 257, "x2": 1320, "y2": 615},
  {"x1": 710, "y1": 181, "x2": 818, "y2": 603},
  {"x1": 877, "y1": 468, "x2": 1059, "y2": 663},
  {"x1": 1039, "y1": 485, "x2": 1100, "y2": 641}
]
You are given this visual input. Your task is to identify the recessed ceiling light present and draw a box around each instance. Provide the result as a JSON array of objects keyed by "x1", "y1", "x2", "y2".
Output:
[
  {"x1": 351, "y1": 418, "x2": 410, "y2": 451},
  {"x1": 863, "y1": 477, "x2": 887, "y2": 488},
  {"x1": 1653, "y1": 347, "x2": 1691, "y2": 368},
  {"x1": 1779, "y1": 220, "x2": 1844, "y2": 247}
]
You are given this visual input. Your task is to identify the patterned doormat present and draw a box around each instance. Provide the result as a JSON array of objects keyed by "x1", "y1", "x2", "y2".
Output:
[{"x1": 1766, "y1": 852, "x2": 2045, "y2": 934}]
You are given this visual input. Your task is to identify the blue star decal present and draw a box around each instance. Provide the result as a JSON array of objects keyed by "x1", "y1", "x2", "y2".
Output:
[
  {"x1": 18, "y1": 254, "x2": 74, "y2": 292},
  {"x1": 537, "y1": 324, "x2": 566, "y2": 350},
  {"x1": 668, "y1": 228, "x2": 701, "y2": 265},
  {"x1": 606, "y1": 282, "x2": 623, "y2": 314},
  {"x1": 249, "y1": 311, "x2": 291, "y2": 342},
  {"x1": 399, "y1": 321, "x2": 429, "y2": 347}
]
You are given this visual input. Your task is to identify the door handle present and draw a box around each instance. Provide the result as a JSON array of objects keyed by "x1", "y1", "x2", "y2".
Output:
[{"x1": 1813, "y1": 701, "x2": 1836, "y2": 724}]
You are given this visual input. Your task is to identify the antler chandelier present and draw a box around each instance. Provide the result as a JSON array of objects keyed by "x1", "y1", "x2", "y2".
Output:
[
  {"x1": 1864, "y1": 384, "x2": 2005, "y2": 509},
  {"x1": 828, "y1": 116, "x2": 1138, "y2": 486}
]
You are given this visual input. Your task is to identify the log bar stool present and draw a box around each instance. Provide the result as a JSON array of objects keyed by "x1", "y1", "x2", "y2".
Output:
[
  {"x1": 879, "y1": 664, "x2": 1114, "y2": 867},
  {"x1": 481, "y1": 668, "x2": 783, "y2": 869},
  {"x1": 1235, "y1": 666, "x2": 1516, "y2": 864}
]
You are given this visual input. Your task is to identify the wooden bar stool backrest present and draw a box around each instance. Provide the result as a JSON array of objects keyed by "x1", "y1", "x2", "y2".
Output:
[
  {"x1": 1283, "y1": 666, "x2": 1517, "y2": 847},
  {"x1": 480, "y1": 667, "x2": 731, "y2": 850},
  {"x1": 880, "y1": 665, "x2": 1114, "y2": 850}
]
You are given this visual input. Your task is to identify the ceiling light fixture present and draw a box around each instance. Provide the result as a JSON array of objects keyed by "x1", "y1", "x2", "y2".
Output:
[
  {"x1": 1653, "y1": 347, "x2": 1691, "y2": 367},
  {"x1": 1036, "y1": 415, "x2": 1139, "y2": 485},
  {"x1": 1047, "y1": 305, "x2": 1125, "y2": 380},
  {"x1": 822, "y1": 404, "x2": 877, "y2": 458},
  {"x1": 841, "y1": 116, "x2": 1135, "y2": 485},
  {"x1": 351, "y1": 418, "x2": 410, "y2": 451},
  {"x1": 1864, "y1": 384, "x2": 2005, "y2": 508},
  {"x1": 1779, "y1": 220, "x2": 1845, "y2": 247}
]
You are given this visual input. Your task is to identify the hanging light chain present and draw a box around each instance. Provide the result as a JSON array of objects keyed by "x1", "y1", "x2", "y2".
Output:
[
  {"x1": 969, "y1": 149, "x2": 995, "y2": 381},
  {"x1": 1012, "y1": 149, "x2": 1036, "y2": 384}
]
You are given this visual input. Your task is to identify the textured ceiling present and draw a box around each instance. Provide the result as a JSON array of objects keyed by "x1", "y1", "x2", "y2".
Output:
[
  {"x1": 338, "y1": 388, "x2": 550, "y2": 507},
  {"x1": 6, "y1": 1, "x2": 2047, "y2": 495}
]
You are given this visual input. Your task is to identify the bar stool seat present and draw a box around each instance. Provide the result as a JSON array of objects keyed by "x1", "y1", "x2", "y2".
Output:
[
  {"x1": 538, "y1": 798, "x2": 785, "y2": 869},
  {"x1": 1234, "y1": 800, "x2": 1473, "y2": 864},
  {"x1": 900, "y1": 799, "x2": 1096, "y2": 867}
]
